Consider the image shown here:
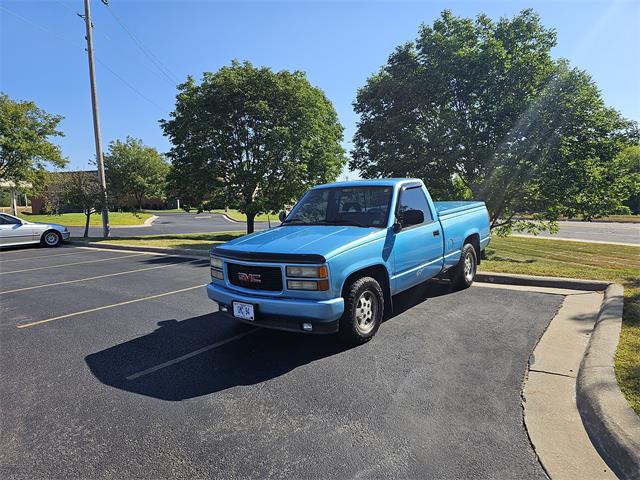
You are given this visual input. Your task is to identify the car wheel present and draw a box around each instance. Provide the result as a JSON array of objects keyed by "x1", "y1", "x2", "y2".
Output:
[
  {"x1": 339, "y1": 276, "x2": 384, "y2": 344},
  {"x1": 41, "y1": 230, "x2": 62, "y2": 247},
  {"x1": 451, "y1": 243, "x2": 477, "y2": 290}
]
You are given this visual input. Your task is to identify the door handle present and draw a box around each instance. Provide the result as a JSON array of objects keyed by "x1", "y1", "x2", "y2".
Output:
[{"x1": 432, "y1": 230, "x2": 440, "y2": 237}]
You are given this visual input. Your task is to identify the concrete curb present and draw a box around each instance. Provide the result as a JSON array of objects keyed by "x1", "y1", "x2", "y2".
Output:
[
  {"x1": 478, "y1": 272, "x2": 639, "y2": 478},
  {"x1": 220, "y1": 213, "x2": 241, "y2": 223},
  {"x1": 577, "y1": 284, "x2": 640, "y2": 480},
  {"x1": 144, "y1": 215, "x2": 158, "y2": 226},
  {"x1": 104, "y1": 214, "x2": 159, "y2": 229},
  {"x1": 475, "y1": 272, "x2": 610, "y2": 291},
  {"x1": 67, "y1": 241, "x2": 209, "y2": 257}
]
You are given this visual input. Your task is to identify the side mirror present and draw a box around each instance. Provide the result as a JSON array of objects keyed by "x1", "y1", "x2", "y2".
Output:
[
  {"x1": 399, "y1": 209, "x2": 424, "y2": 227},
  {"x1": 278, "y1": 210, "x2": 287, "y2": 223},
  {"x1": 393, "y1": 219, "x2": 402, "y2": 233}
]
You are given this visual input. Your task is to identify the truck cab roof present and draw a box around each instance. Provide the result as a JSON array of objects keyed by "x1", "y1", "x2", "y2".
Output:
[{"x1": 312, "y1": 178, "x2": 422, "y2": 189}]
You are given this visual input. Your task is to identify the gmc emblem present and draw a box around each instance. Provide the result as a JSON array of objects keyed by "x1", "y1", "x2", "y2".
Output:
[{"x1": 238, "y1": 272, "x2": 262, "y2": 284}]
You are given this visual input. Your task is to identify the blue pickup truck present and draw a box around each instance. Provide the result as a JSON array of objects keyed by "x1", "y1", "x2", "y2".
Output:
[{"x1": 208, "y1": 178, "x2": 490, "y2": 343}]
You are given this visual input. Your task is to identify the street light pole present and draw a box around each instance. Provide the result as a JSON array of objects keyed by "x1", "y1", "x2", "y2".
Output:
[{"x1": 83, "y1": 0, "x2": 110, "y2": 238}]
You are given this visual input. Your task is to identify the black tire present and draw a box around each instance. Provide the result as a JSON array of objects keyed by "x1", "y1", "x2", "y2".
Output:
[
  {"x1": 339, "y1": 276, "x2": 384, "y2": 344},
  {"x1": 41, "y1": 230, "x2": 62, "y2": 248},
  {"x1": 450, "y1": 243, "x2": 477, "y2": 290}
]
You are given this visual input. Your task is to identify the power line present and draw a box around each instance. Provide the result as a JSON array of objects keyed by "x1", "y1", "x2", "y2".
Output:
[
  {"x1": 3, "y1": 3, "x2": 165, "y2": 112},
  {"x1": 102, "y1": 2, "x2": 180, "y2": 85},
  {"x1": 52, "y1": 0, "x2": 114, "y2": 42},
  {"x1": 0, "y1": 4, "x2": 67, "y2": 41},
  {"x1": 95, "y1": 56, "x2": 165, "y2": 112}
]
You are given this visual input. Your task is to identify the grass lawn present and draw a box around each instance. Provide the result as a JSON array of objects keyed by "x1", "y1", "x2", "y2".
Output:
[
  {"x1": 79, "y1": 231, "x2": 245, "y2": 250},
  {"x1": 480, "y1": 236, "x2": 640, "y2": 414},
  {"x1": 20, "y1": 212, "x2": 152, "y2": 227}
]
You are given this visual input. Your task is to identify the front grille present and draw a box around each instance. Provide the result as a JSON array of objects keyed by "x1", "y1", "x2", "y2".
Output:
[{"x1": 227, "y1": 263, "x2": 283, "y2": 291}]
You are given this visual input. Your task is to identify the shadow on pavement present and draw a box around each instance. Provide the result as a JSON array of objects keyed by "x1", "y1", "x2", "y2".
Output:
[
  {"x1": 85, "y1": 281, "x2": 455, "y2": 401},
  {"x1": 86, "y1": 315, "x2": 352, "y2": 401}
]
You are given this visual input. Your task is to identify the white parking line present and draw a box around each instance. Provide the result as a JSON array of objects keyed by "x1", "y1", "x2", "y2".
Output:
[
  {"x1": 0, "y1": 253, "x2": 148, "y2": 275},
  {"x1": 16, "y1": 284, "x2": 207, "y2": 329},
  {"x1": 126, "y1": 329, "x2": 257, "y2": 380},
  {"x1": 0, "y1": 263, "x2": 182, "y2": 295},
  {"x1": 0, "y1": 250, "x2": 86, "y2": 263}
]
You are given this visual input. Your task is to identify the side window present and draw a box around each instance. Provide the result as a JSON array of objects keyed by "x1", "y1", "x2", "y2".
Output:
[
  {"x1": 0, "y1": 214, "x2": 21, "y2": 225},
  {"x1": 397, "y1": 187, "x2": 433, "y2": 226}
]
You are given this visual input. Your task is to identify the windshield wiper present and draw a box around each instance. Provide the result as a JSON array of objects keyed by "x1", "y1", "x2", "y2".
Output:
[
  {"x1": 316, "y1": 219, "x2": 370, "y2": 228},
  {"x1": 281, "y1": 220, "x2": 316, "y2": 226},
  {"x1": 282, "y1": 219, "x2": 372, "y2": 228}
]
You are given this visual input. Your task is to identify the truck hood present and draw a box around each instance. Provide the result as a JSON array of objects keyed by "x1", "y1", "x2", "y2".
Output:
[{"x1": 215, "y1": 225, "x2": 385, "y2": 260}]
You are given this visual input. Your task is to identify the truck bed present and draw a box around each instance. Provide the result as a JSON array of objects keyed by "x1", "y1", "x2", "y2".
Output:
[{"x1": 434, "y1": 201, "x2": 486, "y2": 218}]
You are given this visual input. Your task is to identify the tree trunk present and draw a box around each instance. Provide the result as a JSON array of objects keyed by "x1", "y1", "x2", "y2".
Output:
[
  {"x1": 246, "y1": 212, "x2": 255, "y2": 234},
  {"x1": 84, "y1": 211, "x2": 91, "y2": 238}
]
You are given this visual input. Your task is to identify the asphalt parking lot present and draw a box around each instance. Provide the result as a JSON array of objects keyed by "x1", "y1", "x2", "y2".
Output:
[{"x1": 0, "y1": 245, "x2": 564, "y2": 479}]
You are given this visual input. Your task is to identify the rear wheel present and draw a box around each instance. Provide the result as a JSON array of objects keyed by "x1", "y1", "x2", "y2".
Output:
[
  {"x1": 450, "y1": 243, "x2": 477, "y2": 290},
  {"x1": 41, "y1": 230, "x2": 62, "y2": 248},
  {"x1": 339, "y1": 277, "x2": 384, "y2": 344}
]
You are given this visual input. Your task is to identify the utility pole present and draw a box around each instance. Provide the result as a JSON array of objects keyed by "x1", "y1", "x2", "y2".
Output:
[{"x1": 83, "y1": 0, "x2": 110, "y2": 237}]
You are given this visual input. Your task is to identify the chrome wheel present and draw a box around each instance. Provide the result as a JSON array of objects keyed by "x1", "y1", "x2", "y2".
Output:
[
  {"x1": 355, "y1": 290, "x2": 378, "y2": 335},
  {"x1": 464, "y1": 251, "x2": 475, "y2": 282},
  {"x1": 44, "y1": 232, "x2": 60, "y2": 246}
]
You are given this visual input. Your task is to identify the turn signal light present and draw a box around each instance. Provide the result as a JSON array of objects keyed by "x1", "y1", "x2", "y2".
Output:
[{"x1": 287, "y1": 279, "x2": 330, "y2": 291}]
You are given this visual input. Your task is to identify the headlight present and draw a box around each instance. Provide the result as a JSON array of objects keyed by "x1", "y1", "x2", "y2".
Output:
[
  {"x1": 210, "y1": 257, "x2": 223, "y2": 269},
  {"x1": 286, "y1": 265, "x2": 328, "y2": 278},
  {"x1": 287, "y1": 279, "x2": 329, "y2": 291}
]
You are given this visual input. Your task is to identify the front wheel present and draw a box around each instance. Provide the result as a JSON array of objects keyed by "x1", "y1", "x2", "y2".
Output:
[
  {"x1": 339, "y1": 277, "x2": 384, "y2": 344},
  {"x1": 450, "y1": 243, "x2": 477, "y2": 290},
  {"x1": 41, "y1": 230, "x2": 62, "y2": 247}
]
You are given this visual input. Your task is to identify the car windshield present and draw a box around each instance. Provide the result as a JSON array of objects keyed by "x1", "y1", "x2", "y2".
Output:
[{"x1": 283, "y1": 186, "x2": 393, "y2": 228}]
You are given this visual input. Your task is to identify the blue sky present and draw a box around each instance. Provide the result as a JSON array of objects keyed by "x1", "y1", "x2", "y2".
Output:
[{"x1": 2, "y1": 0, "x2": 639, "y2": 177}]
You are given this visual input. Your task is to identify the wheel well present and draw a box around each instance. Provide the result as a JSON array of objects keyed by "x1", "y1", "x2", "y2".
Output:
[
  {"x1": 464, "y1": 233, "x2": 481, "y2": 264},
  {"x1": 341, "y1": 264, "x2": 393, "y2": 316},
  {"x1": 41, "y1": 229, "x2": 61, "y2": 243},
  {"x1": 41, "y1": 229, "x2": 61, "y2": 238}
]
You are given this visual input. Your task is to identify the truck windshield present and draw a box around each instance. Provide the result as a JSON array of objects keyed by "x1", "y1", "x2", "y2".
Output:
[{"x1": 283, "y1": 186, "x2": 393, "y2": 228}]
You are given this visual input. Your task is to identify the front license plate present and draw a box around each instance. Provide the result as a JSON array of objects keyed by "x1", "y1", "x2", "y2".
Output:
[{"x1": 233, "y1": 301, "x2": 255, "y2": 321}]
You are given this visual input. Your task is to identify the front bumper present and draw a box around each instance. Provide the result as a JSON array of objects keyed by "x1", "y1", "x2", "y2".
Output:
[{"x1": 207, "y1": 283, "x2": 343, "y2": 334}]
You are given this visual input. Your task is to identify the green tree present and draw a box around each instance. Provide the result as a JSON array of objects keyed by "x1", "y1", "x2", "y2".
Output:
[
  {"x1": 0, "y1": 93, "x2": 67, "y2": 182},
  {"x1": 615, "y1": 145, "x2": 640, "y2": 214},
  {"x1": 161, "y1": 61, "x2": 346, "y2": 233},
  {"x1": 351, "y1": 10, "x2": 638, "y2": 233},
  {"x1": 62, "y1": 171, "x2": 104, "y2": 238},
  {"x1": 104, "y1": 137, "x2": 169, "y2": 210}
]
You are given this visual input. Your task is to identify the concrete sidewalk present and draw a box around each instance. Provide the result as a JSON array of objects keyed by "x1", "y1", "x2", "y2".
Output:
[{"x1": 523, "y1": 292, "x2": 615, "y2": 479}]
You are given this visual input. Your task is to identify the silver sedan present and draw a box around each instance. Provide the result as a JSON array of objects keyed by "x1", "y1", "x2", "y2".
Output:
[{"x1": 0, "y1": 213, "x2": 70, "y2": 248}]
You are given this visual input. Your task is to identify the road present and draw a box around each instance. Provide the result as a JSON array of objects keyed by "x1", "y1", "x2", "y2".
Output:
[
  {"x1": 67, "y1": 212, "x2": 273, "y2": 238},
  {"x1": 518, "y1": 220, "x2": 638, "y2": 245},
  {"x1": 70, "y1": 213, "x2": 638, "y2": 245},
  {"x1": 0, "y1": 245, "x2": 563, "y2": 479}
]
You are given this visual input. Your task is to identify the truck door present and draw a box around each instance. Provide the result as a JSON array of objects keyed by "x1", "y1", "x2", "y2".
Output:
[{"x1": 391, "y1": 185, "x2": 444, "y2": 293}]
